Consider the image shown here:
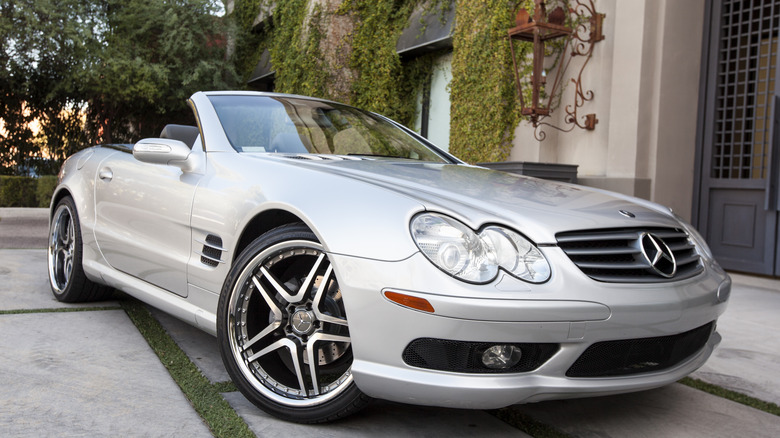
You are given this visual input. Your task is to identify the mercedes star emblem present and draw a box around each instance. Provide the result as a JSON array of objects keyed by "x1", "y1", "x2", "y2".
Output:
[{"x1": 640, "y1": 232, "x2": 677, "y2": 278}]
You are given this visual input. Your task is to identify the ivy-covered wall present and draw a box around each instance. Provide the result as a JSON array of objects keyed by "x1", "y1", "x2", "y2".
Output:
[
  {"x1": 450, "y1": 0, "x2": 533, "y2": 163},
  {"x1": 232, "y1": 0, "x2": 534, "y2": 163}
]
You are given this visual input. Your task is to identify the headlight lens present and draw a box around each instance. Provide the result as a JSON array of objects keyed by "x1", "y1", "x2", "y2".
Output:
[
  {"x1": 410, "y1": 213, "x2": 498, "y2": 283},
  {"x1": 481, "y1": 226, "x2": 551, "y2": 282},
  {"x1": 410, "y1": 213, "x2": 551, "y2": 284}
]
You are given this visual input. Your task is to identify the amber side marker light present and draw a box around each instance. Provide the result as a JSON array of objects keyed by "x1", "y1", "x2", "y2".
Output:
[{"x1": 384, "y1": 291, "x2": 435, "y2": 313}]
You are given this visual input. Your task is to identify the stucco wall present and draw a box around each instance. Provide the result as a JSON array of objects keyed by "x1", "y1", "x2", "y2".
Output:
[{"x1": 508, "y1": 0, "x2": 706, "y2": 221}]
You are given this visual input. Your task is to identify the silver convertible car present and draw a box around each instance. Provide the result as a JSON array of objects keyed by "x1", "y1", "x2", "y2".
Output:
[{"x1": 48, "y1": 91, "x2": 730, "y2": 423}]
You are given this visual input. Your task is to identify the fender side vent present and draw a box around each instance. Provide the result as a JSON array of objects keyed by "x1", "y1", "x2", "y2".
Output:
[{"x1": 199, "y1": 234, "x2": 225, "y2": 267}]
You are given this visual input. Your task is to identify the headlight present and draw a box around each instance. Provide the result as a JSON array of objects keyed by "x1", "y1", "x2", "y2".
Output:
[{"x1": 410, "y1": 213, "x2": 551, "y2": 284}]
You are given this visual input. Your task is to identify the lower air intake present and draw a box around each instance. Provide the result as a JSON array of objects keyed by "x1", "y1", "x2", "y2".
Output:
[{"x1": 566, "y1": 322, "x2": 714, "y2": 377}]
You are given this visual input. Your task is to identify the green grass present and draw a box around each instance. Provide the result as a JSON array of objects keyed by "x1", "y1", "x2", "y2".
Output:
[
  {"x1": 120, "y1": 299, "x2": 255, "y2": 438},
  {"x1": 212, "y1": 381, "x2": 239, "y2": 393},
  {"x1": 0, "y1": 306, "x2": 121, "y2": 315},
  {"x1": 680, "y1": 377, "x2": 780, "y2": 417}
]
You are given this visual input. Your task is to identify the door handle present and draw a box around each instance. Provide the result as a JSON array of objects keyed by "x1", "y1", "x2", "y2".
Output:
[{"x1": 99, "y1": 168, "x2": 113, "y2": 181}]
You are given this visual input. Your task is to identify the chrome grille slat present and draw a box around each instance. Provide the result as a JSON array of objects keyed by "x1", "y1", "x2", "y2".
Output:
[
  {"x1": 562, "y1": 247, "x2": 640, "y2": 256},
  {"x1": 666, "y1": 241, "x2": 695, "y2": 251},
  {"x1": 574, "y1": 261, "x2": 652, "y2": 270},
  {"x1": 557, "y1": 227, "x2": 704, "y2": 283},
  {"x1": 556, "y1": 231, "x2": 640, "y2": 242},
  {"x1": 649, "y1": 230, "x2": 688, "y2": 239},
  {"x1": 675, "y1": 253, "x2": 700, "y2": 265}
]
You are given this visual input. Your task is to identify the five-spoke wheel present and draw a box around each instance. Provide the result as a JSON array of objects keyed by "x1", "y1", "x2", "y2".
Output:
[
  {"x1": 49, "y1": 202, "x2": 76, "y2": 293},
  {"x1": 218, "y1": 224, "x2": 369, "y2": 423},
  {"x1": 48, "y1": 197, "x2": 111, "y2": 302}
]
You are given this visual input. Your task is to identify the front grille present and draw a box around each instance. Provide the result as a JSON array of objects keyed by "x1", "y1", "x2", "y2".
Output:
[
  {"x1": 556, "y1": 227, "x2": 703, "y2": 283},
  {"x1": 402, "y1": 338, "x2": 558, "y2": 374},
  {"x1": 566, "y1": 322, "x2": 714, "y2": 378}
]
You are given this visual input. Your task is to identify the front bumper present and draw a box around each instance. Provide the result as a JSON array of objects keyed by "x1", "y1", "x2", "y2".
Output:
[{"x1": 329, "y1": 248, "x2": 730, "y2": 409}]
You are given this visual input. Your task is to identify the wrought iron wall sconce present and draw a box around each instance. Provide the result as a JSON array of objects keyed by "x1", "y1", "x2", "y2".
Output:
[{"x1": 508, "y1": 0, "x2": 604, "y2": 140}]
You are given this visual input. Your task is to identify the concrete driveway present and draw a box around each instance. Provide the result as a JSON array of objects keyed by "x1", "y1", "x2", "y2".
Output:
[
  {"x1": 0, "y1": 207, "x2": 49, "y2": 249},
  {"x1": 1, "y1": 208, "x2": 779, "y2": 437}
]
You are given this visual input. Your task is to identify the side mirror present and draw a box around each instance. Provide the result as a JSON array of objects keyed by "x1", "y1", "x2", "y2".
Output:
[{"x1": 133, "y1": 138, "x2": 192, "y2": 170}]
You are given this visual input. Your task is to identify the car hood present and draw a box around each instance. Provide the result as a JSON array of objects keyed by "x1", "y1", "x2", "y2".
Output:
[{"x1": 261, "y1": 156, "x2": 682, "y2": 244}]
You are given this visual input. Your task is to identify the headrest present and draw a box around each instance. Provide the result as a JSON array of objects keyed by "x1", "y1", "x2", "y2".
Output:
[{"x1": 159, "y1": 124, "x2": 200, "y2": 148}]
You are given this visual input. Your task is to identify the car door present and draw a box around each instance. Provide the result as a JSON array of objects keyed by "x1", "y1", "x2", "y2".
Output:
[{"x1": 93, "y1": 144, "x2": 203, "y2": 297}]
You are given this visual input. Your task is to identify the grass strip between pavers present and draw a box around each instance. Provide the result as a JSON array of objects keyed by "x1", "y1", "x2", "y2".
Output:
[
  {"x1": 0, "y1": 306, "x2": 121, "y2": 315},
  {"x1": 19, "y1": 301, "x2": 777, "y2": 433},
  {"x1": 120, "y1": 298, "x2": 255, "y2": 438},
  {"x1": 680, "y1": 377, "x2": 780, "y2": 417},
  {"x1": 490, "y1": 408, "x2": 571, "y2": 438},
  {"x1": 212, "y1": 381, "x2": 239, "y2": 393}
]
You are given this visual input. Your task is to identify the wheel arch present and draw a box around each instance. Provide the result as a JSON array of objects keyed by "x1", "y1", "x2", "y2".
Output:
[
  {"x1": 49, "y1": 187, "x2": 74, "y2": 219},
  {"x1": 233, "y1": 208, "x2": 313, "y2": 263}
]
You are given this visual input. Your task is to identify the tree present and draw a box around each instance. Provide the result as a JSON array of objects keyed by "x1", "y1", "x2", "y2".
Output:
[
  {"x1": 0, "y1": 0, "x2": 237, "y2": 175},
  {"x1": 84, "y1": 0, "x2": 237, "y2": 143},
  {"x1": 1, "y1": 0, "x2": 97, "y2": 174}
]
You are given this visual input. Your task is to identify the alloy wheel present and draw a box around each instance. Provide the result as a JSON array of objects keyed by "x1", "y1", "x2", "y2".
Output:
[
  {"x1": 226, "y1": 239, "x2": 353, "y2": 406},
  {"x1": 49, "y1": 203, "x2": 75, "y2": 293}
]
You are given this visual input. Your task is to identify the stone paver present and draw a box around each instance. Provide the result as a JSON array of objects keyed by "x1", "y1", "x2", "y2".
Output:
[
  {"x1": 692, "y1": 273, "x2": 780, "y2": 405},
  {"x1": 0, "y1": 311, "x2": 212, "y2": 437},
  {"x1": 0, "y1": 249, "x2": 118, "y2": 311},
  {"x1": 511, "y1": 383, "x2": 780, "y2": 438},
  {"x1": 151, "y1": 307, "x2": 231, "y2": 384}
]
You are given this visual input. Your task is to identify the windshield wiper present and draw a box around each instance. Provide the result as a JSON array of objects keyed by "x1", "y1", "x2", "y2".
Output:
[{"x1": 346, "y1": 153, "x2": 416, "y2": 160}]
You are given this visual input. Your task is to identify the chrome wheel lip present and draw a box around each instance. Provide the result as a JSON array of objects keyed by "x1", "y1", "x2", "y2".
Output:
[
  {"x1": 227, "y1": 239, "x2": 353, "y2": 407},
  {"x1": 48, "y1": 204, "x2": 75, "y2": 294}
]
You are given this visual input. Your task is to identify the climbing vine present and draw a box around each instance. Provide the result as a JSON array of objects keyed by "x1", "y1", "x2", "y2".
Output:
[
  {"x1": 449, "y1": 0, "x2": 534, "y2": 163},
  {"x1": 232, "y1": 0, "x2": 549, "y2": 163},
  {"x1": 338, "y1": 0, "x2": 417, "y2": 122}
]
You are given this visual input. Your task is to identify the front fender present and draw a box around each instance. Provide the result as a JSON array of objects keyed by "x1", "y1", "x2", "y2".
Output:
[
  {"x1": 187, "y1": 152, "x2": 425, "y2": 295},
  {"x1": 51, "y1": 146, "x2": 119, "y2": 283}
]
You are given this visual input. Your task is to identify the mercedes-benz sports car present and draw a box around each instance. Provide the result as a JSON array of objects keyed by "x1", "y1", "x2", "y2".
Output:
[{"x1": 48, "y1": 91, "x2": 730, "y2": 423}]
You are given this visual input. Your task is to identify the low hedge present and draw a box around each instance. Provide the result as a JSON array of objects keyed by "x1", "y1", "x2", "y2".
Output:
[
  {"x1": 0, "y1": 175, "x2": 58, "y2": 208},
  {"x1": 36, "y1": 176, "x2": 58, "y2": 208}
]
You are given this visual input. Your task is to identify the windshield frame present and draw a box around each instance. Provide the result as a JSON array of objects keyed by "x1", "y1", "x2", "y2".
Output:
[{"x1": 206, "y1": 93, "x2": 458, "y2": 164}]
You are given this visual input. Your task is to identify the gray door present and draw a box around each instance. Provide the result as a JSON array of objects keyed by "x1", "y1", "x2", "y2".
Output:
[{"x1": 697, "y1": 0, "x2": 780, "y2": 276}]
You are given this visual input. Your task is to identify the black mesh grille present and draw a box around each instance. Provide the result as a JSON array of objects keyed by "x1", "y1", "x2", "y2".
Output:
[
  {"x1": 557, "y1": 227, "x2": 703, "y2": 283},
  {"x1": 402, "y1": 338, "x2": 558, "y2": 374},
  {"x1": 566, "y1": 322, "x2": 714, "y2": 378},
  {"x1": 201, "y1": 234, "x2": 223, "y2": 267}
]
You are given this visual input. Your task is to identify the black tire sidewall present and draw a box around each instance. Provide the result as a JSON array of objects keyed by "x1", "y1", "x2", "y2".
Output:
[
  {"x1": 217, "y1": 223, "x2": 369, "y2": 423},
  {"x1": 49, "y1": 197, "x2": 88, "y2": 302}
]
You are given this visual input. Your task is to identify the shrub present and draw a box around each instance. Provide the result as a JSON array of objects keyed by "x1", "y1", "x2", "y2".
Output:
[
  {"x1": 36, "y1": 175, "x2": 59, "y2": 208},
  {"x1": 0, "y1": 175, "x2": 57, "y2": 207},
  {"x1": 0, "y1": 176, "x2": 37, "y2": 207}
]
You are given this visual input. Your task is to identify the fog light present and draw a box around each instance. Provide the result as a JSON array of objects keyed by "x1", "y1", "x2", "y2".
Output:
[{"x1": 481, "y1": 345, "x2": 523, "y2": 369}]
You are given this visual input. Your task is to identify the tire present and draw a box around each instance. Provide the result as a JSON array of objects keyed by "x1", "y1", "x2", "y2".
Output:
[
  {"x1": 217, "y1": 224, "x2": 370, "y2": 423},
  {"x1": 48, "y1": 197, "x2": 111, "y2": 302}
]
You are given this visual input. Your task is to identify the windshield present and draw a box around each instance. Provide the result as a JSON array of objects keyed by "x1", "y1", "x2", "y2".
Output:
[{"x1": 208, "y1": 95, "x2": 449, "y2": 163}]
